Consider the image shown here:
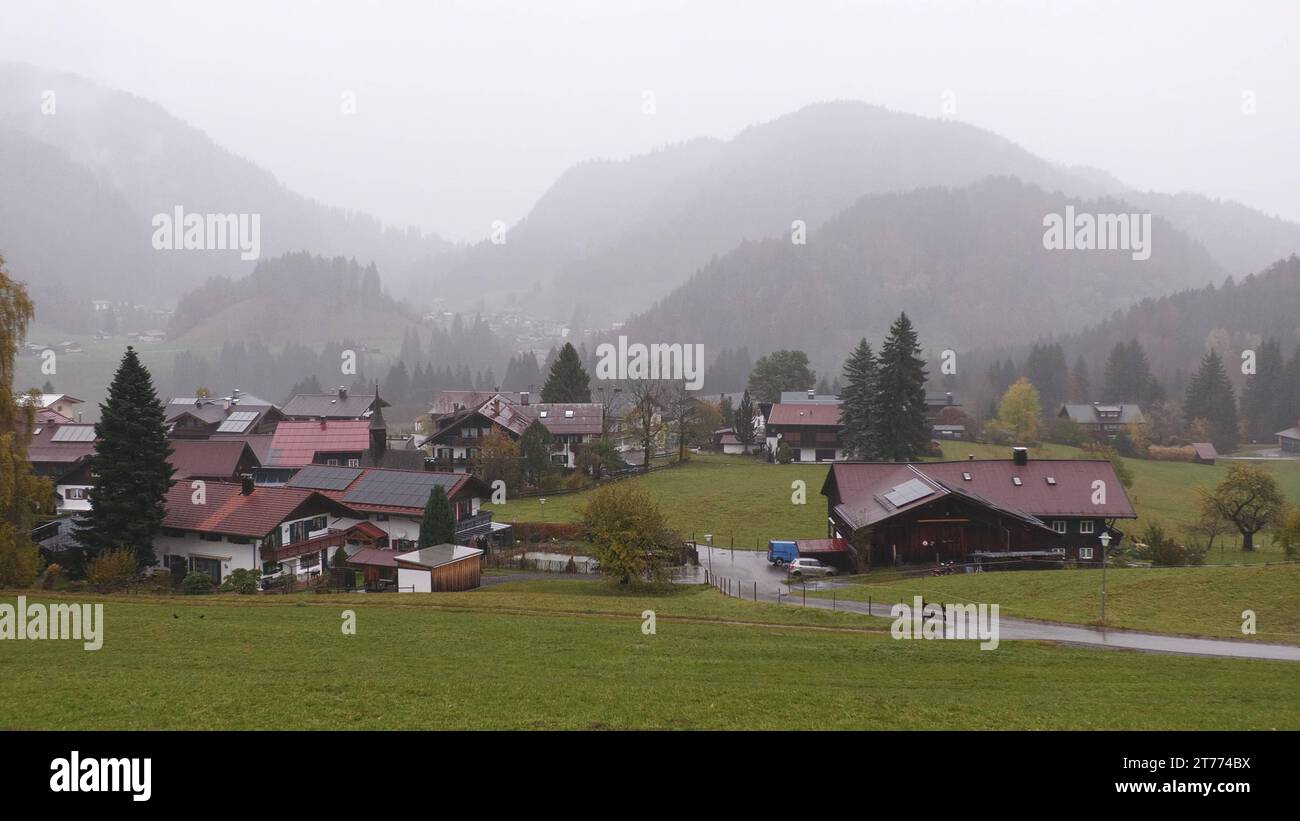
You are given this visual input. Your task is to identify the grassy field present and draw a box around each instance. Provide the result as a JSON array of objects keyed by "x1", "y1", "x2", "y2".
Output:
[
  {"x1": 812, "y1": 564, "x2": 1300, "y2": 642},
  {"x1": 489, "y1": 453, "x2": 831, "y2": 545},
  {"x1": 488, "y1": 447, "x2": 1300, "y2": 558},
  {"x1": 2, "y1": 581, "x2": 1298, "y2": 730}
]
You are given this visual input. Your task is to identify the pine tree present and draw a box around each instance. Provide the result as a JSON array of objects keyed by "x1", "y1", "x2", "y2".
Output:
[
  {"x1": 1241, "y1": 338, "x2": 1283, "y2": 441},
  {"x1": 418, "y1": 485, "x2": 456, "y2": 547},
  {"x1": 1184, "y1": 349, "x2": 1239, "y2": 453},
  {"x1": 541, "y1": 342, "x2": 591, "y2": 402},
  {"x1": 839, "y1": 338, "x2": 882, "y2": 460},
  {"x1": 1067, "y1": 355, "x2": 1091, "y2": 402},
  {"x1": 876, "y1": 313, "x2": 929, "y2": 461},
  {"x1": 520, "y1": 419, "x2": 555, "y2": 485},
  {"x1": 734, "y1": 390, "x2": 756, "y2": 449},
  {"x1": 76, "y1": 346, "x2": 175, "y2": 569}
]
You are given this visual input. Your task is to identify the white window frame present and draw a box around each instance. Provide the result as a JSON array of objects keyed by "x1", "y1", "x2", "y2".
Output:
[
  {"x1": 1079, "y1": 546, "x2": 1094, "y2": 560},
  {"x1": 1079, "y1": 520, "x2": 1095, "y2": 534},
  {"x1": 1052, "y1": 520, "x2": 1067, "y2": 534}
]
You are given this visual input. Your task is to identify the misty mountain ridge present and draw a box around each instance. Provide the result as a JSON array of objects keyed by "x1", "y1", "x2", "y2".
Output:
[
  {"x1": 0, "y1": 61, "x2": 455, "y2": 306},
  {"x1": 616, "y1": 176, "x2": 1229, "y2": 377},
  {"x1": 423, "y1": 99, "x2": 1300, "y2": 325}
]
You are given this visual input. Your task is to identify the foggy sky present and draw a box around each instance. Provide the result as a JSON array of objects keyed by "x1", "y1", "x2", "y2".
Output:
[{"x1": 3, "y1": 0, "x2": 1297, "y2": 241}]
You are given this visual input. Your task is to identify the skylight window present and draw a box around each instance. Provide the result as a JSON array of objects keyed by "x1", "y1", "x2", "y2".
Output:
[
  {"x1": 564, "y1": 410, "x2": 574, "y2": 418},
  {"x1": 1012, "y1": 477, "x2": 1023, "y2": 486},
  {"x1": 539, "y1": 410, "x2": 549, "y2": 418},
  {"x1": 962, "y1": 472, "x2": 972, "y2": 481},
  {"x1": 1046, "y1": 477, "x2": 1057, "y2": 486}
]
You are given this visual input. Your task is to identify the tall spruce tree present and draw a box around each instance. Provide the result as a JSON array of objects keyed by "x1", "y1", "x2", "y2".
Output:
[
  {"x1": 418, "y1": 485, "x2": 456, "y2": 547},
  {"x1": 76, "y1": 346, "x2": 175, "y2": 569},
  {"x1": 1067, "y1": 355, "x2": 1091, "y2": 402},
  {"x1": 1184, "y1": 349, "x2": 1239, "y2": 453},
  {"x1": 541, "y1": 342, "x2": 591, "y2": 402},
  {"x1": 839, "y1": 339, "x2": 882, "y2": 460},
  {"x1": 876, "y1": 313, "x2": 929, "y2": 461},
  {"x1": 734, "y1": 390, "x2": 755, "y2": 449},
  {"x1": 1240, "y1": 338, "x2": 1283, "y2": 441}
]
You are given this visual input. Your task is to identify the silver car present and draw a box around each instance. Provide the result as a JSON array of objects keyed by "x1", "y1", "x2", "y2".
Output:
[{"x1": 787, "y1": 557, "x2": 836, "y2": 578}]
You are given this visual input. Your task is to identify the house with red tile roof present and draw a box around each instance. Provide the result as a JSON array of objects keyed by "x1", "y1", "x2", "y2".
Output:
[
  {"x1": 158, "y1": 479, "x2": 360, "y2": 585},
  {"x1": 764, "y1": 401, "x2": 844, "y2": 462},
  {"x1": 167, "y1": 439, "x2": 261, "y2": 480},
  {"x1": 419, "y1": 392, "x2": 604, "y2": 470},
  {"x1": 821, "y1": 448, "x2": 1136, "y2": 569},
  {"x1": 285, "y1": 464, "x2": 493, "y2": 553}
]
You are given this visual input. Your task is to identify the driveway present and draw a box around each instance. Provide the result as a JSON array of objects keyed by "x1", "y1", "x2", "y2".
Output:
[{"x1": 682, "y1": 546, "x2": 1300, "y2": 662}]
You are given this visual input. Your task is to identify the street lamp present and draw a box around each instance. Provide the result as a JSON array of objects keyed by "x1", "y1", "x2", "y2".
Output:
[{"x1": 1098, "y1": 530, "x2": 1112, "y2": 626}]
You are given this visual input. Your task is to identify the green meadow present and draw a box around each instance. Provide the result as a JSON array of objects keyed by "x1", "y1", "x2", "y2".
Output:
[{"x1": 2, "y1": 582, "x2": 1297, "y2": 730}]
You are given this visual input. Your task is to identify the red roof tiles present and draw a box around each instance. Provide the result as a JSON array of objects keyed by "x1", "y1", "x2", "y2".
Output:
[{"x1": 267, "y1": 420, "x2": 371, "y2": 467}]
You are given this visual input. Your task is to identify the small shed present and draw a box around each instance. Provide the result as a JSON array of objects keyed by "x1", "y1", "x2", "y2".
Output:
[
  {"x1": 346, "y1": 547, "x2": 400, "y2": 590},
  {"x1": 394, "y1": 544, "x2": 485, "y2": 592},
  {"x1": 795, "y1": 537, "x2": 854, "y2": 571},
  {"x1": 1191, "y1": 442, "x2": 1218, "y2": 465}
]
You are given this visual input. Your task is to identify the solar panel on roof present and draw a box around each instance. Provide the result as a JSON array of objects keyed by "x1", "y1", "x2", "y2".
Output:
[
  {"x1": 216, "y1": 411, "x2": 259, "y2": 433},
  {"x1": 51, "y1": 426, "x2": 95, "y2": 442},
  {"x1": 882, "y1": 478, "x2": 934, "y2": 507},
  {"x1": 344, "y1": 470, "x2": 459, "y2": 509},
  {"x1": 287, "y1": 465, "x2": 363, "y2": 491}
]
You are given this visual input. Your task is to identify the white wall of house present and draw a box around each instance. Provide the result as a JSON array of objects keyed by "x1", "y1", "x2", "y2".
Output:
[
  {"x1": 156, "y1": 533, "x2": 261, "y2": 583},
  {"x1": 721, "y1": 442, "x2": 746, "y2": 455},
  {"x1": 55, "y1": 484, "x2": 92, "y2": 512},
  {"x1": 398, "y1": 567, "x2": 431, "y2": 593}
]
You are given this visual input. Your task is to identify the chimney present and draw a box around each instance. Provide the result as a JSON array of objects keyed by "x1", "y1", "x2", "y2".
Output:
[
  {"x1": 968, "y1": 454, "x2": 974, "y2": 461},
  {"x1": 319, "y1": 416, "x2": 327, "y2": 429},
  {"x1": 945, "y1": 391, "x2": 953, "y2": 405},
  {"x1": 521, "y1": 390, "x2": 530, "y2": 406},
  {"x1": 240, "y1": 474, "x2": 255, "y2": 495},
  {"x1": 339, "y1": 386, "x2": 348, "y2": 400},
  {"x1": 1012, "y1": 447, "x2": 1028, "y2": 466},
  {"x1": 232, "y1": 388, "x2": 241, "y2": 400},
  {"x1": 807, "y1": 388, "x2": 815, "y2": 399}
]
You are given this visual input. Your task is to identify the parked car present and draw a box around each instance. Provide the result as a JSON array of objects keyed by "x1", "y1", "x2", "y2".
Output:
[
  {"x1": 787, "y1": 557, "x2": 836, "y2": 578},
  {"x1": 767, "y1": 539, "x2": 799, "y2": 566}
]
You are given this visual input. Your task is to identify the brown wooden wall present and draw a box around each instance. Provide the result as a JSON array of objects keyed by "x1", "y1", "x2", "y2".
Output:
[{"x1": 427, "y1": 555, "x2": 483, "y2": 592}]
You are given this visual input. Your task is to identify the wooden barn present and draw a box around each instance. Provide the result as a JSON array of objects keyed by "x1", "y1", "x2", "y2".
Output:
[
  {"x1": 822, "y1": 449, "x2": 1136, "y2": 569},
  {"x1": 394, "y1": 544, "x2": 485, "y2": 592}
]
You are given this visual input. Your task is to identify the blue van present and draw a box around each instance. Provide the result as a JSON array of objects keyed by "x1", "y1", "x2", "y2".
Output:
[{"x1": 767, "y1": 540, "x2": 799, "y2": 566}]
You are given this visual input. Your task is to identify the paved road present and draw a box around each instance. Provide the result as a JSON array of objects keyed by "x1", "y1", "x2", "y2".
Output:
[{"x1": 683, "y1": 546, "x2": 1300, "y2": 662}]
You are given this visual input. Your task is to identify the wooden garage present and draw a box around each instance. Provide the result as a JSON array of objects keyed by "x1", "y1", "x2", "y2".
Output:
[{"x1": 393, "y1": 544, "x2": 485, "y2": 592}]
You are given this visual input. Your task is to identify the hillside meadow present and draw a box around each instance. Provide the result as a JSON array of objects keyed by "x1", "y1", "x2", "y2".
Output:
[{"x1": 2, "y1": 582, "x2": 1297, "y2": 730}]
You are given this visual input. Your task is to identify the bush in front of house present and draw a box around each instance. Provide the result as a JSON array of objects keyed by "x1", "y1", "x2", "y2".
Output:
[
  {"x1": 1137, "y1": 521, "x2": 1207, "y2": 567},
  {"x1": 774, "y1": 440, "x2": 793, "y2": 464},
  {"x1": 182, "y1": 571, "x2": 215, "y2": 595},
  {"x1": 85, "y1": 548, "x2": 138, "y2": 592},
  {"x1": 219, "y1": 568, "x2": 260, "y2": 594}
]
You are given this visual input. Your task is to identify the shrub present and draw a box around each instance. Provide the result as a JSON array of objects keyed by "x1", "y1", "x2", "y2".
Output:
[
  {"x1": 1148, "y1": 445, "x2": 1196, "y2": 462},
  {"x1": 1274, "y1": 508, "x2": 1300, "y2": 559},
  {"x1": 182, "y1": 571, "x2": 215, "y2": 595},
  {"x1": 1137, "y1": 521, "x2": 1207, "y2": 567},
  {"x1": 219, "y1": 567, "x2": 260, "y2": 594},
  {"x1": 39, "y1": 562, "x2": 64, "y2": 590},
  {"x1": 774, "y1": 440, "x2": 792, "y2": 464},
  {"x1": 85, "y1": 549, "x2": 138, "y2": 592}
]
